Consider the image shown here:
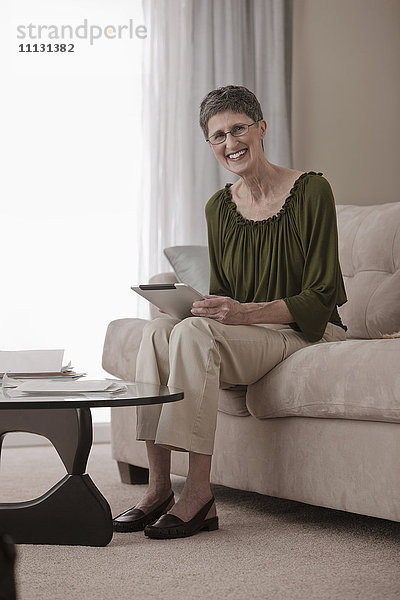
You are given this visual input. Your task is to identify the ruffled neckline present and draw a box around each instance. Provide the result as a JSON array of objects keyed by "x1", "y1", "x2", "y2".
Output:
[{"x1": 223, "y1": 171, "x2": 323, "y2": 226}]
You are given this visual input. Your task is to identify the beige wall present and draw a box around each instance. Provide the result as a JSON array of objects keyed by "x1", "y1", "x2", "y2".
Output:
[{"x1": 292, "y1": 0, "x2": 400, "y2": 205}]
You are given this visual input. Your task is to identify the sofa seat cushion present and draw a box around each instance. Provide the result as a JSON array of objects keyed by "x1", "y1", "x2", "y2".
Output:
[
  {"x1": 218, "y1": 386, "x2": 250, "y2": 417},
  {"x1": 246, "y1": 339, "x2": 400, "y2": 423}
]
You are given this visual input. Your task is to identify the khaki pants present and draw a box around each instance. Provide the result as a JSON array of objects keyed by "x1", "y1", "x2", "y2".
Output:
[{"x1": 136, "y1": 317, "x2": 346, "y2": 455}]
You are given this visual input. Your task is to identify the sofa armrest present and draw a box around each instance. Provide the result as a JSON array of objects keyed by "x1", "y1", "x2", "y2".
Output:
[
  {"x1": 103, "y1": 273, "x2": 179, "y2": 379},
  {"x1": 102, "y1": 318, "x2": 149, "y2": 381},
  {"x1": 148, "y1": 271, "x2": 179, "y2": 319}
]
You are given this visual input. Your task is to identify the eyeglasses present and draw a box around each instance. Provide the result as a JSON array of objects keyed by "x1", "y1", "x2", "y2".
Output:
[{"x1": 206, "y1": 121, "x2": 260, "y2": 145}]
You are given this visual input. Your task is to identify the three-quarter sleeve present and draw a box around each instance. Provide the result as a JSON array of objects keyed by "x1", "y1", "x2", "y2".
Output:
[
  {"x1": 205, "y1": 191, "x2": 232, "y2": 297},
  {"x1": 283, "y1": 176, "x2": 347, "y2": 342}
]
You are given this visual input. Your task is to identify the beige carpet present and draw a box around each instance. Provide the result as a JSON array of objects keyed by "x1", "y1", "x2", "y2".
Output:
[{"x1": 1, "y1": 442, "x2": 400, "y2": 600}]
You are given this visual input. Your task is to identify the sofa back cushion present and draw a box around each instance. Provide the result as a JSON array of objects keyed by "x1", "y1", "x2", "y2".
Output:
[
  {"x1": 336, "y1": 203, "x2": 400, "y2": 338},
  {"x1": 164, "y1": 202, "x2": 400, "y2": 339}
]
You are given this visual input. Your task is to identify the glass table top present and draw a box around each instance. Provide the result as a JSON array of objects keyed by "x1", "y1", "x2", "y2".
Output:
[{"x1": 0, "y1": 380, "x2": 184, "y2": 410}]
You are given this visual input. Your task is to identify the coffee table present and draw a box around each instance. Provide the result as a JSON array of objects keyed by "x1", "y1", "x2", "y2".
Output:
[{"x1": 0, "y1": 381, "x2": 183, "y2": 546}]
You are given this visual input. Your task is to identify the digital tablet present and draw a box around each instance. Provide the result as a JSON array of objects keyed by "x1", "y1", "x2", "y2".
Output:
[{"x1": 131, "y1": 283, "x2": 206, "y2": 320}]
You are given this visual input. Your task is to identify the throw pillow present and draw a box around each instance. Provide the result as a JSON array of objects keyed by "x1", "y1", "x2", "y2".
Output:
[{"x1": 163, "y1": 246, "x2": 210, "y2": 296}]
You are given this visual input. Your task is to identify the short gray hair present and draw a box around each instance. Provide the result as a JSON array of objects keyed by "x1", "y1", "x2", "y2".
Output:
[{"x1": 199, "y1": 85, "x2": 263, "y2": 138}]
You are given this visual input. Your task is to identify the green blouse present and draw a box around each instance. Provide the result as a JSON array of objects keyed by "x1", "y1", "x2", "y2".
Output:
[{"x1": 205, "y1": 171, "x2": 347, "y2": 343}]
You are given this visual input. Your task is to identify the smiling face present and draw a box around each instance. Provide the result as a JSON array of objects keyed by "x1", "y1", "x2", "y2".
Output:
[{"x1": 207, "y1": 110, "x2": 267, "y2": 177}]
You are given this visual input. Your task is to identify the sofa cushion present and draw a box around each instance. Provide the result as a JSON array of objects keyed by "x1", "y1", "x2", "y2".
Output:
[
  {"x1": 218, "y1": 386, "x2": 250, "y2": 417},
  {"x1": 336, "y1": 203, "x2": 400, "y2": 338},
  {"x1": 246, "y1": 338, "x2": 400, "y2": 423},
  {"x1": 163, "y1": 245, "x2": 210, "y2": 296}
]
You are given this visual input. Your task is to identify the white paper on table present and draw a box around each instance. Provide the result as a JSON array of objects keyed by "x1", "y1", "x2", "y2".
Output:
[
  {"x1": 13, "y1": 380, "x2": 127, "y2": 394},
  {"x1": 1, "y1": 373, "x2": 85, "y2": 389},
  {"x1": 0, "y1": 350, "x2": 64, "y2": 373},
  {"x1": 2, "y1": 373, "x2": 23, "y2": 388}
]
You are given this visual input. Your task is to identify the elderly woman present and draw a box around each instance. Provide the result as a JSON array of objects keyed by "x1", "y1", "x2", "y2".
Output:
[{"x1": 113, "y1": 85, "x2": 347, "y2": 539}]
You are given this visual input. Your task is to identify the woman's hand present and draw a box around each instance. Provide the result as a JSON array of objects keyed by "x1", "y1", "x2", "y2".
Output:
[{"x1": 191, "y1": 295, "x2": 245, "y2": 325}]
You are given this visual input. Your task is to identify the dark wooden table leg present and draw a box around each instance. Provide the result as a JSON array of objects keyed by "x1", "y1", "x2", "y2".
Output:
[{"x1": 0, "y1": 408, "x2": 113, "y2": 546}]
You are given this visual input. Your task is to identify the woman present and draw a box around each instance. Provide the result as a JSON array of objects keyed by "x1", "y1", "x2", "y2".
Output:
[{"x1": 113, "y1": 85, "x2": 347, "y2": 539}]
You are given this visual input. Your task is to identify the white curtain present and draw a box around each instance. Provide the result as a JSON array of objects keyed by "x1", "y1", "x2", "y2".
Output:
[{"x1": 136, "y1": 0, "x2": 292, "y2": 316}]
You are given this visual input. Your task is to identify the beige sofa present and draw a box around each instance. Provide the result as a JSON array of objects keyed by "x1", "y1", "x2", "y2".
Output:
[{"x1": 102, "y1": 202, "x2": 400, "y2": 522}]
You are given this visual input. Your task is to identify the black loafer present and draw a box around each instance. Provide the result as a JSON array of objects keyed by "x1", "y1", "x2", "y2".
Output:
[
  {"x1": 144, "y1": 496, "x2": 218, "y2": 539},
  {"x1": 113, "y1": 492, "x2": 175, "y2": 532}
]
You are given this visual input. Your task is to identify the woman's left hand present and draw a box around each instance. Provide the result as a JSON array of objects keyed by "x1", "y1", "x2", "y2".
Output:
[{"x1": 191, "y1": 295, "x2": 245, "y2": 325}]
